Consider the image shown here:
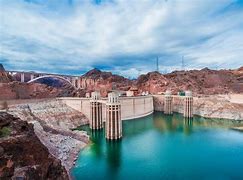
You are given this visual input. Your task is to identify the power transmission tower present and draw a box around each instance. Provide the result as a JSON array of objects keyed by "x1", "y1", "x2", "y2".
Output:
[
  {"x1": 181, "y1": 56, "x2": 185, "y2": 71},
  {"x1": 156, "y1": 56, "x2": 159, "y2": 72}
]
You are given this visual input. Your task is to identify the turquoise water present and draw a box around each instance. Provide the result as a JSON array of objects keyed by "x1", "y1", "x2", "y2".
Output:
[{"x1": 72, "y1": 112, "x2": 243, "y2": 180}]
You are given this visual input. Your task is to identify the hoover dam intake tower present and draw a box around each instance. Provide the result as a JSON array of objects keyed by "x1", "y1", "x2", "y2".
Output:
[
  {"x1": 164, "y1": 90, "x2": 173, "y2": 115},
  {"x1": 105, "y1": 92, "x2": 122, "y2": 140},
  {"x1": 183, "y1": 91, "x2": 193, "y2": 118},
  {"x1": 90, "y1": 91, "x2": 103, "y2": 130}
]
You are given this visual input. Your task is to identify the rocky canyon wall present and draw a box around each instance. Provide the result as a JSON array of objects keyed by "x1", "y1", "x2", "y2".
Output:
[
  {"x1": 6, "y1": 99, "x2": 89, "y2": 175},
  {"x1": 0, "y1": 112, "x2": 69, "y2": 179}
]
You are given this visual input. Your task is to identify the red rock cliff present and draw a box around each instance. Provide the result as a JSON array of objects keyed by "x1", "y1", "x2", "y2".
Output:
[{"x1": 0, "y1": 112, "x2": 69, "y2": 179}]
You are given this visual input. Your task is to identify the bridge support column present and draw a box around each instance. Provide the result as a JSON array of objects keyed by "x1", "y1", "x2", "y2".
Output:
[
  {"x1": 106, "y1": 92, "x2": 122, "y2": 140},
  {"x1": 90, "y1": 91, "x2": 103, "y2": 130},
  {"x1": 77, "y1": 78, "x2": 81, "y2": 89},
  {"x1": 164, "y1": 90, "x2": 173, "y2": 115},
  {"x1": 72, "y1": 78, "x2": 76, "y2": 88},
  {"x1": 21, "y1": 73, "x2": 25, "y2": 82},
  {"x1": 183, "y1": 91, "x2": 193, "y2": 118},
  {"x1": 30, "y1": 74, "x2": 34, "y2": 80}
]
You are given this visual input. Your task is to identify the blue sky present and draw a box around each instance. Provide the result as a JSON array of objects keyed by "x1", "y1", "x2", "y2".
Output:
[{"x1": 0, "y1": 0, "x2": 243, "y2": 78}]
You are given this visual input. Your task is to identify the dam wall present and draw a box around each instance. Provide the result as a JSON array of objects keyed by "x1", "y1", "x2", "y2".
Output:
[{"x1": 58, "y1": 95, "x2": 154, "y2": 121}]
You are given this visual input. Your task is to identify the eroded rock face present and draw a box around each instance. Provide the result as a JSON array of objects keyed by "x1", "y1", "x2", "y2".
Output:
[
  {"x1": 79, "y1": 67, "x2": 243, "y2": 96},
  {"x1": 8, "y1": 99, "x2": 89, "y2": 172},
  {"x1": 10, "y1": 99, "x2": 89, "y2": 129},
  {"x1": 80, "y1": 68, "x2": 133, "y2": 97},
  {"x1": 137, "y1": 68, "x2": 243, "y2": 95},
  {"x1": 0, "y1": 112, "x2": 69, "y2": 179},
  {"x1": 0, "y1": 64, "x2": 13, "y2": 83}
]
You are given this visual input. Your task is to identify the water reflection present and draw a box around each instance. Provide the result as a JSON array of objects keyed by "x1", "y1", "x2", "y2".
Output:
[
  {"x1": 122, "y1": 115, "x2": 154, "y2": 137},
  {"x1": 105, "y1": 140, "x2": 122, "y2": 180},
  {"x1": 76, "y1": 112, "x2": 243, "y2": 140},
  {"x1": 153, "y1": 112, "x2": 186, "y2": 133},
  {"x1": 183, "y1": 118, "x2": 193, "y2": 135},
  {"x1": 153, "y1": 113, "x2": 174, "y2": 132},
  {"x1": 90, "y1": 129, "x2": 104, "y2": 158},
  {"x1": 106, "y1": 141, "x2": 122, "y2": 170}
]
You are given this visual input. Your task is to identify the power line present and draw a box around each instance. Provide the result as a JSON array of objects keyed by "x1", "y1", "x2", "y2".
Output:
[
  {"x1": 181, "y1": 56, "x2": 185, "y2": 71},
  {"x1": 156, "y1": 56, "x2": 159, "y2": 72}
]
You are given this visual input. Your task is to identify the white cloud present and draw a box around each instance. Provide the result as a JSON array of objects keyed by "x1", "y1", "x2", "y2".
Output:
[{"x1": 0, "y1": 0, "x2": 242, "y2": 77}]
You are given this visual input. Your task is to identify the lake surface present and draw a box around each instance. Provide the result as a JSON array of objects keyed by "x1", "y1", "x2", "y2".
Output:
[{"x1": 72, "y1": 112, "x2": 243, "y2": 180}]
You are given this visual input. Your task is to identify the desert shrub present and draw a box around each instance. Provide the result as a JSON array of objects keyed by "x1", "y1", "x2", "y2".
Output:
[{"x1": 0, "y1": 127, "x2": 11, "y2": 138}]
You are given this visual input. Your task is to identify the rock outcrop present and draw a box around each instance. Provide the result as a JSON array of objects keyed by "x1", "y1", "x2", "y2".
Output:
[
  {"x1": 80, "y1": 68, "x2": 133, "y2": 97},
  {"x1": 0, "y1": 64, "x2": 13, "y2": 83},
  {"x1": 79, "y1": 67, "x2": 243, "y2": 96},
  {"x1": 0, "y1": 112, "x2": 69, "y2": 179},
  {"x1": 137, "y1": 68, "x2": 243, "y2": 95},
  {"x1": 8, "y1": 99, "x2": 89, "y2": 173}
]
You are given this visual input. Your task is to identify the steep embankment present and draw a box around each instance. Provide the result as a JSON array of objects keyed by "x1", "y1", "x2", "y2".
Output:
[
  {"x1": 0, "y1": 64, "x2": 13, "y2": 83},
  {"x1": 0, "y1": 112, "x2": 69, "y2": 179},
  {"x1": 153, "y1": 95, "x2": 243, "y2": 120},
  {"x1": 8, "y1": 99, "x2": 89, "y2": 174}
]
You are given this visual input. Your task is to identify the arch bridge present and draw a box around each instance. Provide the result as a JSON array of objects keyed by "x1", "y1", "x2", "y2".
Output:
[{"x1": 6, "y1": 70, "x2": 82, "y2": 89}]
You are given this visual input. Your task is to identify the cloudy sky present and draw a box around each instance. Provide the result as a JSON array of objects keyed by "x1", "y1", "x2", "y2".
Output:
[{"x1": 0, "y1": 0, "x2": 243, "y2": 78}]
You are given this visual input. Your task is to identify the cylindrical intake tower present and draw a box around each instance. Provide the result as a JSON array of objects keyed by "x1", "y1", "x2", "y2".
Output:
[
  {"x1": 90, "y1": 91, "x2": 103, "y2": 130},
  {"x1": 183, "y1": 91, "x2": 193, "y2": 118},
  {"x1": 164, "y1": 90, "x2": 173, "y2": 115},
  {"x1": 105, "y1": 92, "x2": 122, "y2": 140}
]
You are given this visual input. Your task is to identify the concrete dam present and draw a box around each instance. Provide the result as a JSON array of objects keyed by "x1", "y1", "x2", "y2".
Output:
[{"x1": 58, "y1": 95, "x2": 154, "y2": 122}]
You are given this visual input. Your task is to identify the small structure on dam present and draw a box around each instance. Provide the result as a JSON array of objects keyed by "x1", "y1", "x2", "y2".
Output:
[
  {"x1": 90, "y1": 91, "x2": 103, "y2": 130},
  {"x1": 105, "y1": 92, "x2": 122, "y2": 140},
  {"x1": 164, "y1": 90, "x2": 173, "y2": 115},
  {"x1": 183, "y1": 91, "x2": 193, "y2": 118}
]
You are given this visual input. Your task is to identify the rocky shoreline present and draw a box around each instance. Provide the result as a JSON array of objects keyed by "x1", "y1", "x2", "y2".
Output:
[
  {"x1": 231, "y1": 127, "x2": 243, "y2": 131},
  {"x1": 6, "y1": 99, "x2": 90, "y2": 178},
  {"x1": 153, "y1": 94, "x2": 243, "y2": 120}
]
